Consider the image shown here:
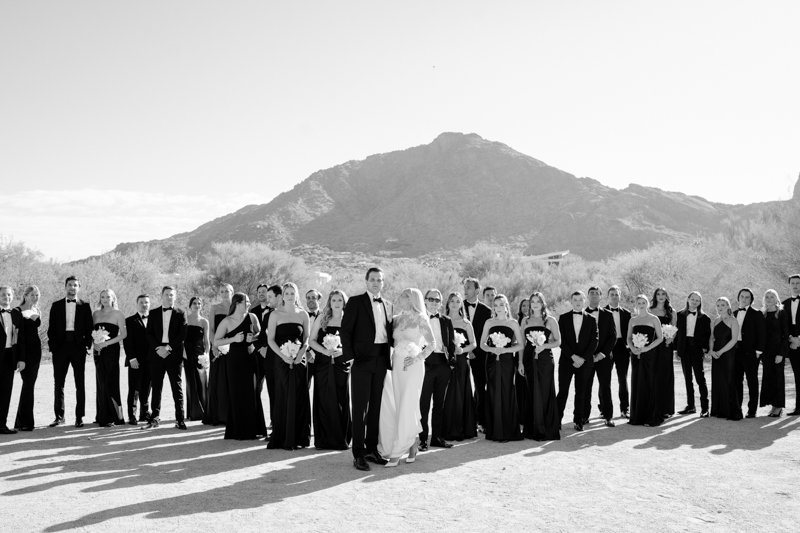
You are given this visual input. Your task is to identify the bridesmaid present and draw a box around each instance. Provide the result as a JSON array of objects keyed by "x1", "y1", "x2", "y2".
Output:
[
  {"x1": 184, "y1": 296, "x2": 209, "y2": 422},
  {"x1": 515, "y1": 298, "x2": 530, "y2": 429},
  {"x1": 267, "y1": 282, "x2": 311, "y2": 450},
  {"x1": 92, "y1": 289, "x2": 127, "y2": 427},
  {"x1": 628, "y1": 294, "x2": 665, "y2": 427},
  {"x1": 215, "y1": 292, "x2": 264, "y2": 440},
  {"x1": 760, "y1": 290, "x2": 787, "y2": 417},
  {"x1": 709, "y1": 297, "x2": 742, "y2": 420},
  {"x1": 650, "y1": 288, "x2": 676, "y2": 418},
  {"x1": 442, "y1": 292, "x2": 477, "y2": 441},
  {"x1": 14, "y1": 286, "x2": 42, "y2": 431},
  {"x1": 480, "y1": 294, "x2": 523, "y2": 442},
  {"x1": 204, "y1": 283, "x2": 233, "y2": 426},
  {"x1": 519, "y1": 292, "x2": 561, "y2": 441},
  {"x1": 308, "y1": 290, "x2": 351, "y2": 450}
]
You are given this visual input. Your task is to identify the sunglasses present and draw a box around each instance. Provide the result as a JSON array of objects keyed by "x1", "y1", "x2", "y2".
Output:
[{"x1": 425, "y1": 297, "x2": 442, "y2": 303}]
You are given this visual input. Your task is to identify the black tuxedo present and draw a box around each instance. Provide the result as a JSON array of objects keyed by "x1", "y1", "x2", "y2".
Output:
[
  {"x1": 47, "y1": 297, "x2": 93, "y2": 420},
  {"x1": 0, "y1": 308, "x2": 25, "y2": 428},
  {"x1": 341, "y1": 292, "x2": 394, "y2": 458},
  {"x1": 584, "y1": 308, "x2": 617, "y2": 421},
  {"x1": 675, "y1": 309, "x2": 711, "y2": 411},
  {"x1": 420, "y1": 313, "x2": 455, "y2": 443},
  {"x1": 782, "y1": 297, "x2": 800, "y2": 410},
  {"x1": 305, "y1": 310, "x2": 320, "y2": 388},
  {"x1": 605, "y1": 305, "x2": 632, "y2": 412},
  {"x1": 250, "y1": 303, "x2": 274, "y2": 418},
  {"x1": 123, "y1": 314, "x2": 152, "y2": 421},
  {"x1": 463, "y1": 300, "x2": 492, "y2": 426},
  {"x1": 733, "y1": 306, "x2": 766, "y2": 415},
  {"x1": 146, "y1": 306, "x2": 188, "y2": 422},
  {"x1": 556, "y1": 310, "x2": 598, "y2": 424}
]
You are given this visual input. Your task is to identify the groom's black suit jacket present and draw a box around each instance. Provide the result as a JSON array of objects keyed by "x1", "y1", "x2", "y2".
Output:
[{"x1": 340, "y1": 292, "x2": 394, "y2": 366}]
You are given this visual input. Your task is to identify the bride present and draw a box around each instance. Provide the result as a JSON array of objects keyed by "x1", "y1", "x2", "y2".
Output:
[{"x1": 378, "y1": 288, "x2": 436, "y2": 467}]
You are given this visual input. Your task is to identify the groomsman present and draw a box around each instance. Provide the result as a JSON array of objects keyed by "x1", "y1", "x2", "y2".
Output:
[
  {"x1": 47, "y1": 275, "x2": 93, "y2": 428},
  {"x1": 556, "y1": 291, "x2": 598, "y2": 431},
  {"x1": 462, "y1": 278, "x2": 492, "y2": 432},
  {"x1": 482, "y1": 286, "x2": 497, "y2": 309},
  {"x1": 123, "y1": 294, "x2": 152, "y2": 425},
  {"x1": 583, "y1": 286, "x2": 617, "y2": 427},
  {"x1": 782, "y1": 275, "x2": 800, "y2": 415},
  {"x1": 144, "y1": 286, "x2": 188, "y2": 430},
  {"x1": 675, "y1": 292, "x2": 711, "y2": 417},
  {"x1": 419, "y1": 289, "x2": 455, "y2": 451},
  {"x1": 733, "y1": 288, "x2": 765, "y2": 418},
  {"x1": 255, "y1": 284, "x2": 282, "y2": 427},
  {"x1": 0, "y1": 286, "x2": 25, "y2": 434},
  {"x1": 605, "y1": 286, "x2": 632, "y2": 418},
  {"x1": 305, "y1": 289, "x2": 322, "y2": 387}
]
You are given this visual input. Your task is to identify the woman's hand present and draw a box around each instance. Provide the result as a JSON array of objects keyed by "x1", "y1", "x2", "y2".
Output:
[
  {"x1": 245, "y1": 333, "x2": 255, "y2": 343},
  {"x1": 232, "y1": 332, "x2": 245, "y2": 343},
  {"x1": 403, "y1": 355, "x2": 416, "y2": 369},
  {"x1": 534, "y1": 344, "x2": 544, "y2": 355},
  {"x1": 455, "y1": 346, "x2": 463, "y2": 355},
  {"x1": 95, "y1": 341, "x2": 107, "y2": 350},
  {"x1": 517, "y1": 364, "x2": 525, "y2": 377},
  {"x1": 776, "y1": 355, "x2": 783, "y2": 364},
  {"x1": 630, "y1": 347, "x2": 641, "y2": 356}
]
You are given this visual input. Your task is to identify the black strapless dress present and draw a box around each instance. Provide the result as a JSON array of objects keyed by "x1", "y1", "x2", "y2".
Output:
[
  {"x1": 203, "y1": 314, "x2": 228, "y2": 425},
  {"x1": 312, "y1": 325, "x2": 351, "y2": 450},
  {"x1": 485, "y1": 325, "x2": 522, "y2": 441},
  {"x1": 629, "y1": 325, "x2": 663, "y2": 427},
  {"x1": 94, "y1": 323, "x2": 124, "y2": 426},
  {"x1": 711, "y1": 321, "x2": 742, "y2": 420},
  {"x1": 656, "y1": 315, "x2": 675, "y2": 416},
  {"x1": 224, "y1": 315, "x2": 266, "y2": 439},
  {"x1": 443, "y1": 326, "x2": 477, "y2": 440},
  {"x1": 760, "y1": 310, "x2": 786, "y2": 408},
  {"x1": 184, "y1": 325, "x2": 208, "y2": 421},
  {"x1": 522, "y1": 326, "x2": 560, "y2": 441},
  {"x1": 14, "y1": 310, "x2": 42, "y2": 429},
  {"x1": 267, "y1": 322, "x2": 311, "y2": 450}
]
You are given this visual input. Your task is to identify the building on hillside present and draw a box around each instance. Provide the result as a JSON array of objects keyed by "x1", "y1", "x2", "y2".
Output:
[{"x1": 521, "y1": 250, "x2": 570, "y2": 266}]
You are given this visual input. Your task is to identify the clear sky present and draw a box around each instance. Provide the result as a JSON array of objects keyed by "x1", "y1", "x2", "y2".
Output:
[{"x1": 2, "y1": 1, "x2": 798, "y2": 261}]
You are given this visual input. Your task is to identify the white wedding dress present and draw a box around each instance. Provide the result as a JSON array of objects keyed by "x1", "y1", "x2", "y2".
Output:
[{"x1": 377, "y1": 313, "x2": 435, "y2": 459}]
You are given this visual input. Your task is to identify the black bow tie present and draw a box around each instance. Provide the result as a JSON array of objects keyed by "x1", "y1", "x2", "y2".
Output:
[
  {"x1": 688, "y1": 311, "x2": 697, "y2": 316},
  {"x1": 792, "y1": 297, "x2": 800, "y2": 301},
  {"x1": 464, "y1": 301, "x2": 475, "y2": 308},
  {"x1": 372, "y1": 297, "x2": 382, "y2": 303},
  {"x1": 430, "y1": 314, "x2": 439, "y2": 319},
  {"x1": 163, "y1": 307, "x2": 173, "y2": 311},
  {"x1": 572, "y1": 311, "x2": 583, "y2": 315},
  {"x1": 609, "y1": 308, "x2": 619, "y2": 312},
  {"x1": 587, "y1": 308, "x2": 598, "y2": 313},
  {"x1": 140, "y1": 314, "x2": 149, "y2": 320},
  {"x1": 0, "y1": 309, "x2": 9, "y2": 314},
  {"x1": 66, "y1": 299, "x2": 76, "y2": 304}
]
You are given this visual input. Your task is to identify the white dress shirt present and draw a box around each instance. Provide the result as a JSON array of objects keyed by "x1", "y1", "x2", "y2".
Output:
[
  {"x1": 736, "y1": 307, "x2": 747, "y2": 342},
  {"x1": 429, "y1": 315, "x2": 443, "y2": 354},
  {"x1": 65, "y1": 299, "x2": 76, "y2": 332},
  {"x1": 792, "y1": 298, "x2": 798, "y2": 326},
  {"x1": 162, "y1": 308, "x2": 172, "y2": 344},
  {"x1": 573, "y1": 312, "x2": 583, "y2": 340},
  {"x1": 686, "y1": 311, "x2": 697, "y2": 337},
  {"x1": 465, "y1": 300, "x2": 477, "y2": 322},
  {"x1": 367, "y1": 291, "x2": 388, "y2": 344},
  {"x1": 609, "y1": 307, "x2": 622, "y2": 339},
  {"x1": 140, "y1": 314, "x2": 149, "y2": 327},
  {"x1": 1, "y1": 309, "x2": 11, "y2": 348}
]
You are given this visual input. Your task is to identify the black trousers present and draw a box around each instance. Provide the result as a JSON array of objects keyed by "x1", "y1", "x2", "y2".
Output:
[
  {"x1": 789, "y1": 348, "x2": 800, "y2": 410},
  {"x1": 734, "y1": 346, "x2": 760, "y2": 415},
  {"x1": 472, "y1": 349, "x2": 488, "y2": 426},
  {"x1": 556, "y1": 355, "x2": 593, "y2": 424},
  {"x1": 264, "y1": 350, "x2": 276, "y2": 422},
  {"x1": 0, "y1": 349, "x2": 15, "y2": 428},
  {"x1": 585, "y1": 355, "x2": 613, "y2": 420},
  {"x1": 350, "y1": 343, "x2": 389, "y2": 458},
  {"x1": 127, "y1": 363, "x2": 152, "y2": 420},
  {"x1": 14, "y1": 348, "x2": 42, "y2": 429},
  {"x1": 419, "y1": 355, "x2": 451, "y2": 442},
  {"x1": 680, "y1": 340, "x2": 708, "y2": 411},
  {"x1": 611, "y1": 343, "x2": 630, "y2": 412},
  {"x1": 150, "y1": 358, "x2": 185, "y2": 422},
  {"x1": 53, "y1": 340, "x2": 86, "y2": 419}
]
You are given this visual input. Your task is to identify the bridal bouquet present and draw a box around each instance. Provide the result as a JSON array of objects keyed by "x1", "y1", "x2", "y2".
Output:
[
  {"x1": 453, "y1": 331, "x2": 467, "y2": 347},
  {"x1": 281, "y1": 340, "x2": 302, "y2": 365},
  {"x1": 526, "y1": 331, "x2": 547, "y2": 348},
  {"x1": 661, "y1": 324, "x2": 678, "y2": 341},
  {"x1": 395, "y1": 342, "x2": 421, "y2": 371},
  {"x1": 631, "y1": 333, "x2": 649, "y2": 351},
  {"x1": 488, "y1": 331, "x2": 510, "y2": 349},
  {"x1": 322, "y1": 333, "x2": 342, "y2": 351},
  {"x1": 217, "y1": 344, "x2": 230, "y2": 355},
  {"x1": 92, "y1": 327, "x2": 110, "y2": 350},
  {"x1": 198, "y1": 353, "x2": 210, "y2": 369}
]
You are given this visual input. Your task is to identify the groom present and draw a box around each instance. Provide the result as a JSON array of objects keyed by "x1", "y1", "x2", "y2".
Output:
[{"x1": 341, "y1": 267, "x2": 393, "y2": 471}]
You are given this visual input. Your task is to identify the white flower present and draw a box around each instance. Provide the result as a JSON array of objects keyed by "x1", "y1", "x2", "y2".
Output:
[
  {"x1": 322, "y1": 333, "x2": 342, "y2": 351},
  {"x1": 217, "y1": 344, "x2": 230, "y2": 355},
  {"x1": 394, "y1": 342, "x2": 421, "y2": 359},
  {"x1": 631, "y1": 333, "x2": 649, "y2": 349},
  {"x1": 198, "y1": 354, "x2": 210, "y2": 368},
  {"x1": 526, "y1": 331, "x2": 547, "y2": 347},
  {"x1": 280, "y1": 341, "x2": 302, "y2": 360},
  {"x1": 454, "y1": 332, "x2": 467, "y2": 346},
  {"x1": 661, "y1": 324, "x2": 678, "y2": 340},
  {"x1": 488, "y1": 332, "x2": 510, "y2": 349},
  {"x1": 91, "y1": 327, "x2": 110, "y2": 345}
]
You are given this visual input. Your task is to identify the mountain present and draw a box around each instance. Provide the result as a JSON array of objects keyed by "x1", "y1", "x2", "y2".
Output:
[{"x1": 111, "y1": 133, "x2": 792, "y2": 261}]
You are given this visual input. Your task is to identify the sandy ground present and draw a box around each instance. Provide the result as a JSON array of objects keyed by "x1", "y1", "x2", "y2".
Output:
[{"x1": 1, "y1": 356, "x2": 798, "y2": 533}]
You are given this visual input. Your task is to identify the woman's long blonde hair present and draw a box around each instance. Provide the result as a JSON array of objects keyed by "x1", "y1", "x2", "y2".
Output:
[{"x1": 401, "y1": 288, "x2": 426, "y2": 316}]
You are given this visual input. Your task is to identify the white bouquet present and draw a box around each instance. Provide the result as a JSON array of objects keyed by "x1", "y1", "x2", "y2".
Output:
[
  {"x1": 198, "y1": 354, "x2": 210, "y2": 368},
  {"x1": 526, "y1": 331, "x2": 547, "y2": 347},
  {"x1": 631, "y1": 333, "x2": 649, "y2": 350},
  {"x1": 453, "y1": 331, "x2": 467, "y2": 347},
  {"x1": 488, "y1": 331, "x2": 510, "y2": 349},
  {"x1": 217, "y1": 344, "x2": 230, "y2": 355},
  {"x1": 661, "y1": 324, "x2": 678, "y2": 341},
  {"x1": 395, "y1": 342, "x2": 421, "y2": 371},
  {"x1": 322, "y1": 333, "x2": 342, "y2": 351},
  {"x1": 92, "y1": 327, "x2": 110, "y2": 350},
  {"x1": 280, "y1": 340, "x2": 302, "y2": 365}
]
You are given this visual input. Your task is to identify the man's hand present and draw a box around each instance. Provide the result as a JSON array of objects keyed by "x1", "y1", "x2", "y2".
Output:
[
  {"x1": 156, "y1": 346, "x2": 169, "y2": 358},
  {"x1": 16, "y1": 361, "x2": 25, "y2": 372},
  {"x1": 571, "y1": 355, "x2": 584, "y2": 368},
  {"x1": 593, "y1": 353, "x2": 606, "y2": 363},
  {"x1": 130, "y1": 358, "x2": 140, "y2": 369}
]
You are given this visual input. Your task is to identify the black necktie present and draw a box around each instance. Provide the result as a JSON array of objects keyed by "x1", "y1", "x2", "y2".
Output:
[
  {"x1": 372, "y1": 297, "x2": 382, "y2": 303},
  {"x1": 66, "y1": 299, "x2": 76, "y2": 304}
]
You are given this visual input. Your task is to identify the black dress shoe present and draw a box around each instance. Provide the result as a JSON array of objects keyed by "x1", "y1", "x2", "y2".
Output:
[
  {"x1": 789, "y1": 409, "x2": 800, "y2": 416},
  {"x1": 605, "y1": 419, "x2": 616, "y2": 427},
  {"x1": 573, "y1": 422, "x2": 584, "y2": 432},
  {"x1": 142, "y1": 419, "x2": 160, "y2": 430},
  {"x1": 364, "y1": 451, "x2": 388, "y2": 465},
  {"x1": 745, "y1": 412, "x2": 756, "y2": 419},
  {"x1": 418, "y1": 440, "x2": 429, "y2": 451},
  {"x1": 175, "y1": 421, "x2": 188, "y2": 430},
  {"x1": 700, "y1": 410, "x2": 710, "y2": 418},
  {"x1": 139, "y1": 413, "x2": 152, "y2": 423},
  {"x1": 127, "y1": 419, "x2": 138, "y2": 426},
  {"x1": 621, "y1": 409, "x2": 629, "y2": 419},
  {"x1": 49, "y1": 417, "x2": 65, "y2": 427},
  {"x1": 581, "y1": 418, "x2": 589, "y2": 425},
  {"x1": 354, "y1": 457, "x2": 370, "y2": 471},
  {"x1": 19, "y1": 427, "x2": 34, "y2": 432},
  {"x1": 678, "y1": 407, "x2": 696, "y2": 415},
  {"x1": 430, "y1": 438, "x2": 453, "y2": 449},
  {"x1": 75, "y1": 418, "x2": 84, "y2": 428},
  {"x1": 0, "y1": 427, "x2": 17, "y2": 435}
]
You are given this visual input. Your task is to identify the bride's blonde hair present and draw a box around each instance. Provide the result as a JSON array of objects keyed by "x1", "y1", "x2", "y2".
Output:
[{"x1": 401, "y1": 288, "x2": 426, "y2": 316}]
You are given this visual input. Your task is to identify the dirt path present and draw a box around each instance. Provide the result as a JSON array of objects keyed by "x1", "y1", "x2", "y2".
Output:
[{"x1": 1, "y1": 359, "x2": 798, "y2": 532}]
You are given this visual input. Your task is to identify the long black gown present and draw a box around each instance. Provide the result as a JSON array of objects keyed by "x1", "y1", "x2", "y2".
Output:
[
  {"x1": 224, "y1": 315, "x2": 265, "y2": 440},
  {"x1": 521, "y1": 325, "x2": 560, "y2": 441},
  {"x1": 267, "y1": 322, "x2": 311, "y2": 450},
  {"x1": 710, "y1": 321, "x2": 742, "y2": 420},
  {"x1": 760, "y1": 310, "x2": 787, "y2": 408},
  {"x1": 443, "y1": 326, "x2": 477, "y2": 441},
  {"x1": 14, "y1": 310, "x2": 42, "y2": 429},
  {"x1": 484, "y1": 325, "x2": 522, "y2": 441},
  {"x1": 203, "y1": 314, "x2": 228, "y2": 426},
  {"x1": 184, "y1": 325, "x2": 208, "y2": 421},
  {"x1": 629, "y1": 325, "x2": 664, "y2": 427},
  {"x1": 656, "y1": 315, "x2": 675, "y2": 416},
  {"x1": 94, "y1": 323, "x2": 125, "y2": 426},
  {"x1": 312, "y1": 325, "x2": 351, "y2": 450}
]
